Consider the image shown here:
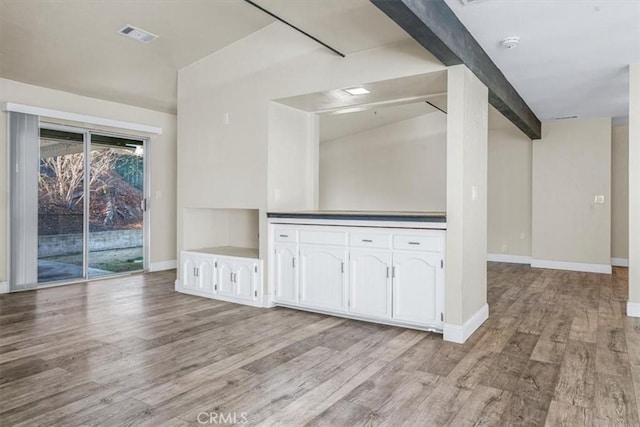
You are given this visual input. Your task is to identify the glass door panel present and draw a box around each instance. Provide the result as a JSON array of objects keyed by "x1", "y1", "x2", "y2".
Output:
[
  {"x1": 38, "y1": 129, "x2": 86, "y2": 283},
  {"x1": 88, "y1": 135, "x2": 145, "y2": 277}
]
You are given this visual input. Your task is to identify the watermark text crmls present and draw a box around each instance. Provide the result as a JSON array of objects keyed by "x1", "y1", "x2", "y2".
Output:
[{"x1": 197, "y1": 412, "x2": 248, "y2": 425}]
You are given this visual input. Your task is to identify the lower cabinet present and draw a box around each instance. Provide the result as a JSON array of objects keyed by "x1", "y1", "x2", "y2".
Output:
[
  {"x1": 349, "y1": 249, "x2": 392, "y2": 319},
  {"x1": 273, "y1": 243, "x2": 298, "y2": 304},
  {"x1": 271, "y1": 225, "x2": 445, "y2": 330},
  {"x1": 181, "y1": 252, "x2": 215, "y2": 293},
  {"x1": 299, "y1": 245, "x2": 347, "y2": 312},
  {"x1": 179, "y1": 250, "x2": 261, "y2": 305},
  {"x1": 392, "y1": 252, "x2": 441, "y2": 325}
]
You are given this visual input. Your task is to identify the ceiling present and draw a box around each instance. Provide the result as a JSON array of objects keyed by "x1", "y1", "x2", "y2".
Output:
[
  {"x1": 444, "y1": 0, "x2": 640, "y2": 124},
  {"x1": 0, "y1": 0, "x2": 408, "y2": 114}
]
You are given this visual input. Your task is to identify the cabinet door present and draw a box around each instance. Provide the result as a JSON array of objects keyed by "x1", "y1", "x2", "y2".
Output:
[
  {"x1": 181, "y1": 254, "x2": 197, "y2": 290},
  {"x1": 274, "y1": 244, "x2": 298, "y2": 304},
  {"x1": 392, "y1": 252, "x2": 441, "y2": 325},
  {"x1": 197, "y1": 256, "x2": 216, "y2": 294},
  {"x1": 299, "y1": 245, "x2": 347, "y2": 312},
  {"x1": 349, "y1": 249, "x2": 392, "y2": 319},
  {"x1": 217, "y1": 258, "x2": 235, "y2": 297},
  {"x1": 235, "y1": 260, "x2": 256, "y2": 301}
]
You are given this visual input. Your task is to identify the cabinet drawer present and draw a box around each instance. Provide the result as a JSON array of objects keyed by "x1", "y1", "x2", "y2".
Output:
[
  {"x1": 393, "y1": 234, "x2": 442, "y2": 252},
  {"x1": 349, "y1": 232, "x2": 391, "y2": 249},
  {"x1": 275, "y1": 229, "x2": 297, "y2": 243},
  {"x1": 299, "y1": 230, "x2": 347, "y2": 246}
]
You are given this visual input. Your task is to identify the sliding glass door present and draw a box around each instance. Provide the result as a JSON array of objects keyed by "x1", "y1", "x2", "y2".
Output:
[
  {"x1": 38, "y1": 129, "x2": 86, "y2": 283},
  {"x1": 88, "y1": 135, "x2": 145, "y2": 277},
  {"x1": 36, "y1": 125, "x2": 147, "y2": 285}
]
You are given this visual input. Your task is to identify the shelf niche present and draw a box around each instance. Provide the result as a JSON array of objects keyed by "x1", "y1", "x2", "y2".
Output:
[{"x1": 182, "y1": 208, "x2": 259, "y2": 257}]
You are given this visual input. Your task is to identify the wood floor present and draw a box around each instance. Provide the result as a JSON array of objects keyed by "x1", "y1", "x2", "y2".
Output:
[{"x1": 1, "y1": 264, "x2": 639, "y2": 426}]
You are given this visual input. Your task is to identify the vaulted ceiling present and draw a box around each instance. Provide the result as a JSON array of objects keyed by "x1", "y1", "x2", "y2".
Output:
[{"x1": 1, "y1": 0, "x2": 638, "y2": 125}]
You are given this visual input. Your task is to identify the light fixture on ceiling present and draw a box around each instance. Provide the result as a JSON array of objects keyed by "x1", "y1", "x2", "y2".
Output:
[
  {"x1": 459, "y1": 0, "x2": 486, "y2": 5},
  {"x1": 117, "y1": 24, "x2": 158, "y2": 44},
  {"x1": 344, "y1": 87, "x2": 370, "y2": 96},
  {"x1": 500, "y1": 36, "x2": 520, "y2": 49},
  {"x1": 554, "y1": 115, "x2": 579, "y2": 120}
]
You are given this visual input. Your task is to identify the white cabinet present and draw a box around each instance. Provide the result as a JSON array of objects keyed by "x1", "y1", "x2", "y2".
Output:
[
  {"x1": 178, "y1": 247, "x2": 262, "y2": 306},
  {"x1": 181, "y1": 252, "x2": 215, "y2": 293},
  {"x1": 274, "y1": 243, "x2": 298, "y2": 304},
  {"x1": 269, "y1": 223, "x2": 445, "y2": 331},
  {"x1": 299, "y1": 245, "x2": 347, "y2": 312},
  {"x1": 349, "y1": 249, "x2": 392, "y2": 319},
  {"x1": 392, "y1": 252, "x2": 441, "y2": 325},
  {"x1": 217, "y1": 258, "x2": 259, "y2": 302}
]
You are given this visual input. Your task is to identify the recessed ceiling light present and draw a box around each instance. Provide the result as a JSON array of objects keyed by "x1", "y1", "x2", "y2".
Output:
[
  {"x1": 344, "y1": 87, "x2": 370, "y2": 96},
  {"x1": 118, "y1": 24, "x2": 158, "y2": 44}
]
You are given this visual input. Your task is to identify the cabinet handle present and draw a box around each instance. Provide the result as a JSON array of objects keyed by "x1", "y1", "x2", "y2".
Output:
[
  {"x1": 292, "y1": 258, "x2": 296, "y2": 268},
  {"x1": 362, "y1": 239, "x2": 373, "y2": 243},
  {"x1": 230, "y1": 272, "x2": 234, "y2": 283},
  {"x1": 392, "y1": 266, "x2": 396, "y2": 278},
  {"x1": 194, "y1": 267, "x2": 199, "y2": 277},
  {"x1": 341, "y1": 262, "x2": 344, "y2": 273},
  {"x1": 386, "y1": 267, "x2": 390, "y2": 278},
  {"x1": 279, "y1": 234, "x2": 288, "y2": 238},
  {"x1": 408, "y1": 241, "x2": 421, "y2": 245}
]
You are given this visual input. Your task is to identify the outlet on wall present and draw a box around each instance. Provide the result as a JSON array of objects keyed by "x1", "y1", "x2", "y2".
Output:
[{"x1": 501, "y1": 243, "x2": 508, "y2": 253}]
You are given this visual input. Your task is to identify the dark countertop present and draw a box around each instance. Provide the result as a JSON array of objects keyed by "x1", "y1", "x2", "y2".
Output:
[{"x1": 267, "y1": 210, "x2": 446, "y2": 223}]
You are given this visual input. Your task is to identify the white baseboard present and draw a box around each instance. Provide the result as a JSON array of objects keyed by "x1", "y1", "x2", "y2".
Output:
[
  {"x1": 611, "y1": 258, "x2": 629, "y2": 267},
  {"x1": 531, "y1": 259, "x2": 612, "y2": 274},
  {"x1": 628, "y1": 301, "x2": 640, "y2": 317},
  {"x1": 149, "y1": 260, "x2": 177, "y2": 272},
  {"x1": 443, "y1": 303, "x2": 489, "y2": 344},
  {"x1": 487, "y1": 254, "x2": 532, "y2": 264},
  {"x1": 0, "y1": 281, "x2": 8, "y2": 294}
]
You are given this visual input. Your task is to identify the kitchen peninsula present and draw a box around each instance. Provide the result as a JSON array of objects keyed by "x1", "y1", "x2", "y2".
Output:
[{"x1": 267, "y1": 211, "x2": 446, "y2": 333}]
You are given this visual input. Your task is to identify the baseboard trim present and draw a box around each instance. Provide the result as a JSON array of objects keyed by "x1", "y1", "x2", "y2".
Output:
[
  {"x1": 611, "y1": 258, "x2": 629, "y2": 267},
  {"x1": 487, "y1": 254, "x2": 532, "y2": 264},
  {"x1": 628, "y1": 301, "x2": 640, "y2": 317},
  {"x1": 0, "y1": 282, "x2": 8, "y2": 294},
  {"x1": 531, "y1": 259, "x2": 612, "y2": 274},
  {"x1": 443, "y1": 303, "x2": 489, "y2": 344},
  {"x1": 149, "y1": 260, "x2": 177, "y2": 272}
]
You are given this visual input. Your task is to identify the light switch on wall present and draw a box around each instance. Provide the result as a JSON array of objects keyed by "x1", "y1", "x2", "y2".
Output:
[
  {"x1": 223, "y1": 112, "x2": 230, "y2": 125},
  {"x1": 471, "y1": 186, "x2": 478, "y2": 201},
  {"x1": 594, "y1": 195, "x2": 605, "y2": 204}
]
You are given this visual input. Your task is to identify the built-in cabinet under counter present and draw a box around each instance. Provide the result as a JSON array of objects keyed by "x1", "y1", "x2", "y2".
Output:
[
  {"x1": 177, "y1": 246, "x2": 263, "y2": 307},
  {"x1": 267, "y1": 211, "x2": 447, "y2": 333}
]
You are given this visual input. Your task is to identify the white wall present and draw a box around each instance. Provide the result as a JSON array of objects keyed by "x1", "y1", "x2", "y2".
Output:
[
  {"x1": 268, "y1": 103, "x2": 318, "y2": 211},
  {"x1": 446, "y1": 65, "x2": 488, "y2": 333},
  {"x1": 488, "y1": 126, "x2": 532, "y2": 257},
  {"x1": 0, "y1": 78, "x2": 177, "y2": 282},
  {"x1": 612, "y1": 125, "x2": 629, "y2": 260},
  {"x1": 532, "y1": 118, "x2": 611, "y2": 269},
  {"x1": 177, "y1": 22, "x2": 446, "y2": 286},
  {"x1": 319, "y1": 112, "x2": 447, "y2": 212}
]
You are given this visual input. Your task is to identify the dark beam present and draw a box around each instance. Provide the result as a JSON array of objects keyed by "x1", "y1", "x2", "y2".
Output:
[{"x1": 371, "y1": 0, "x2": 541, "y2": 140}]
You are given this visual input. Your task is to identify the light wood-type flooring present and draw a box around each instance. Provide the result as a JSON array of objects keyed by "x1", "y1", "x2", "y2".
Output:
[{"x1": 1, "y1": 263, "x2": 639, "y2": 426}]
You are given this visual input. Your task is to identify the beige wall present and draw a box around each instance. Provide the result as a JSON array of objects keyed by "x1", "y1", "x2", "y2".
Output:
[
  {"x1": 488, "y1": 126, "x2": 532, "y2": 257},
  {"x1": 177, "y1": 22, "x2": 445, "y2": 285},
  {"x1": 612, "y1": 125, "x2": 629, "y2": 260},
  {"x1": 0, "y1": 78, "x2": 177, "y2": 282},
  {"x1": 532, "y1": 118, "x2": 611, "y2": 266},
  {"x1": 319, "y1": 112, "x2": 447, "y2": 212},
  {"x1": 446, "y1": 65, "x2": 488, "y2": 329}
]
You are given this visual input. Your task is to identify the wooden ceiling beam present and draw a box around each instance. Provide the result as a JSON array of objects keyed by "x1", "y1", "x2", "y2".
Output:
[{"x1": 371, "y1": 0, "x2": 542, "y2": 140}]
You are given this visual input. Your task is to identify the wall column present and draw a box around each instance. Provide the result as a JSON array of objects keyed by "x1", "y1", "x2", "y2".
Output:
[
  {"x1": 444, "y1": 65, "x2": 489, "y2": 342},
  {"x1": 629, "y1": 64, "x2": 640, "y2": 317}
]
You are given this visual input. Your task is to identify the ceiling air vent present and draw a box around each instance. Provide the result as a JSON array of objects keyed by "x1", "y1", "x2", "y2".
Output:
[{"x1": 117, "y1": 25, "x2": 158, "y2": 44}]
